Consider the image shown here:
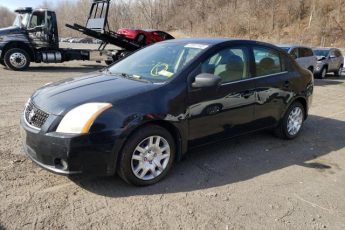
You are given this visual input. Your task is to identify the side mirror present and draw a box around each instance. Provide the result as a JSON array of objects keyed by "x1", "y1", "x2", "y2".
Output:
[{"x1": 192, "y1": 73, "x2": 221, "y2": 88}]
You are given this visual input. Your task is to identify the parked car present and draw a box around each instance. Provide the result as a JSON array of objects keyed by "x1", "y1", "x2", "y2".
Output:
[
  {"x1": 60, "y1": 37, "x2": 72, "y2": 42},
  {"x1": 21, "y1": 38, "x2": 313, "y2": 186},
  {"x1": 312, "y1": 48, "x2": 344, "y2": 79},
  {"x1": 79, "y1": 37, "x2": 93, "y2": 44},
  {"x1": 278, "y1": 45, "x2": 317, "y2": 73},
  {"x1": 117, "y1": 28, "x2": 174, "y2": 46}
]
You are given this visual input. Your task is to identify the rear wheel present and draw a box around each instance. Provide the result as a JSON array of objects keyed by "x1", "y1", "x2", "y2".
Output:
[
  {"x1": 334, "y1": 65, "x2": 343, "y2": 77},
  {"x1": 117, "y1": 125, "x2": 175, "y2": 186},
  {"x1": 4, "y1": 48, "x2": 30, "y2": 71},
  {"x1": 274, "y1": 101, "x2": 305, "y2": 139}
]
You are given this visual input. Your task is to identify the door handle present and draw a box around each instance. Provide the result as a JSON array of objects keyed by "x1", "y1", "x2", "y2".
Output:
[{"x1": 284, "y1": 81, "x2": 290, "y2": 88}]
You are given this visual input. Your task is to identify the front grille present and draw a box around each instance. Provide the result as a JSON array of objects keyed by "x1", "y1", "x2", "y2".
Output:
[{"x1": 24, "y1": 101, "x2": 49, "y2": 129}]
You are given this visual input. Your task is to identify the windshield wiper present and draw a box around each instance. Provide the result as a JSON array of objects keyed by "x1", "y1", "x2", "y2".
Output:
[{"x1": 118, "y1": 72, "x2": 152, "y2": 83}]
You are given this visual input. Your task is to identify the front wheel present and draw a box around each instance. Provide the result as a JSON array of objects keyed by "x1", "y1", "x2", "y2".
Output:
[
  {"x1": 4, "y1": 48, "x2": 30, "y2": 71},
  {"x1": 117, "y1": 125, "x2": 175, "y2": 186},
  {"x1": 318, "y1": 67, "x2": 327, "y2": 79},
  {"x1": 274, "y1": 102, "x2": 305, "y2": 139},
  {"x1": 334, "y1": 65, "x2": 343, "y2": 77}
]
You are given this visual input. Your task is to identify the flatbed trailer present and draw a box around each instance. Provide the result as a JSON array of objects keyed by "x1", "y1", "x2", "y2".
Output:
[{"x1": 0, "y1": 0, "x2": 143, "y2": 71}]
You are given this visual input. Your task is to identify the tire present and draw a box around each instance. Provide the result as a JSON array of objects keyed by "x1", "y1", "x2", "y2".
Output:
[
  {"x1": 334, "y1": 65, "x2": 343, "y2": 77},
  {"x1": 307, "y1": 67, "x2": 314, "y2": 74},
  {"x1": 318, "y1": 67, "x2": 327, "y2": 79},
  {"x1": 105, "y1": 60, "x2": 113, "y2": 65},
  {"x1": 117, "y1": 125, "x2": 175, "y2": 186},
  {"x1": 135, "y1": 34, "x2": 146, "y2": 46},
  {"x1": 4, "y1": 48, "x2": 30, "y2": 71},
  {"x1": 274, "y1": 101, "x2": 305, "y2": 140}
]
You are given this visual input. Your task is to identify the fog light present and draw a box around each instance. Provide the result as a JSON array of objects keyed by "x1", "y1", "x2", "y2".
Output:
[{"x1": 54, "y1": 158, "x2": 68, "y2": 170}]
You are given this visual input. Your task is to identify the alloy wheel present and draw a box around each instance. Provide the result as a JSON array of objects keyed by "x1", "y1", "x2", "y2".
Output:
[
  {"x1": 287, "y1": 107, "x2": 303, "y2": 136},
  {"x1": 321, "y1": 68, "x2": 327, "y2": 79},
  {"x1": 9, "y1": 52, "x2": 27, "y2": 69},
  {"x1": 131, "y1": 135, "x2": 171, "y2": 180}
]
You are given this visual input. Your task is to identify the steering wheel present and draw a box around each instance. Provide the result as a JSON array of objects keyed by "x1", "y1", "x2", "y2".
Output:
[{"x1": 151, "y1": 63, "x2": 169, "y2": 76}]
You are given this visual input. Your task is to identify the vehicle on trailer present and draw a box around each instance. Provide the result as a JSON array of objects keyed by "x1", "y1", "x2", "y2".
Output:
[
  {"x1": 277, "y1": 45, "x2": 317, "y2": 74},
  {"x1": 21, "y1": 38, "x2": 314, "y2": 186},
  {"x1": 0, "y1": 7, "x2": 112, "y2": 71},
  {"x1": 312, "y1": 48, "x2": 344, "y2": 79},
  {"x1": 117, "y1": 28, "x2": 174, "y2": 46},
  {"x1": 0, "y1": 0, "x2": 174, "y2": 71}
]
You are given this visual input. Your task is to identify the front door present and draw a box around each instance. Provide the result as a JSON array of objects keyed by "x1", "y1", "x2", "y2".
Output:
[
  {"x1": 27, "y1": 11, "x2": 50, "y2": 48},
  {"x1": 188, "y1": 46, "x2": 256, "y2": 141}
]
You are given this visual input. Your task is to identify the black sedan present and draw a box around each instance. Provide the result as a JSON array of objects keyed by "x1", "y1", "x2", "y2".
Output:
[{"x1": 21, "y1": 38, "x2": 314, "y2": 185}]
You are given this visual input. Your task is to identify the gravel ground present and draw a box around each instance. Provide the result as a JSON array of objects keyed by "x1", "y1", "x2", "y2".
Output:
[{"x1": 0, "y1": 60, "x2": 344, "y2": 230}]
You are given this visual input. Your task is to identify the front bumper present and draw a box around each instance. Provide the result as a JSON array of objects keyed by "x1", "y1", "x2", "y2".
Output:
[{"x1": 20, "y1": 116, "x2": 120, "y2": 176}]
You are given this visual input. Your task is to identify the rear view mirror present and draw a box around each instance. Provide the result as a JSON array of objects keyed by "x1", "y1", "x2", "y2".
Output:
[{"x1": 192, "y1": 73, "x2": 221, "y2": 88}]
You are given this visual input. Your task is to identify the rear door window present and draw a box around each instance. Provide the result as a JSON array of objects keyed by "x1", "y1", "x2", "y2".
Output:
[{"x1": 253, "y1": 47, "x2": 283, "y2": 76}]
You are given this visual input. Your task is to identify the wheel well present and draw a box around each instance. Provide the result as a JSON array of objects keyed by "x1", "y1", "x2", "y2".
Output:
[
  {"x1": 116, "y1": 120, "x2": 183, "y2": 168},
  {"x1": 144, "y1": 120, "x2": 182, "y2": 160},
  {"x1": 1, "y1": 42, "x2": 34, "y2": 60},
  {"x1": 294, "y1": 97, "x2": 308, "y2": 119}
]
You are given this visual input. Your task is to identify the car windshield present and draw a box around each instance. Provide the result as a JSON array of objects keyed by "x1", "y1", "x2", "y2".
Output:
[
  {"x1": 108, "y1": 42, "x2": 208, "y2": 83},
  {"x1": 313, "y1": 49, "x2": 329, "y2": 57},
  {"x1": 13, "y1": 13, "x2": 30, "y2": 28}
]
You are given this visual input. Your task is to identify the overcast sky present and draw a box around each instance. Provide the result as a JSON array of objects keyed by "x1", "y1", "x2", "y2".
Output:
[{"x1": 0, "y1": 0, "x2": 77, "y2": 11}]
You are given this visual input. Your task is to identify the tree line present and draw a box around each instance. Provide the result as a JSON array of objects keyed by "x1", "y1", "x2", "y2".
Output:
[{"x1": 0, "y1": 0, "x2": 344, "y2": 47}]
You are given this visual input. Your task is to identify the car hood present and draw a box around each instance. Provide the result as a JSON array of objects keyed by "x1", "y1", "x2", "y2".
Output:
[
  {"x1": 0, "y1": 26, "x2": 22, "y2": 36},
  {"x1": 31, "y1": 72, "x2": 156, "y2": 115},
  {"x1": 316, "y1": 56, "x2": 326, "y2": 61}
]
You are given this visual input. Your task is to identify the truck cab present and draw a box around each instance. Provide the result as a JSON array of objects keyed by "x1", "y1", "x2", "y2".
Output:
[
  {"x1": 0, "y1": 7, "x2": 92, "y2": 71},
  {"x1": 0, "y1": 7, "x2": 62, "y2": 70}
]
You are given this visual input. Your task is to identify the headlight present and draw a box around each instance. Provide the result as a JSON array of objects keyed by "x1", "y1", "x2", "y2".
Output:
[{"x1": 56, "y1": 103, "x2": 112, "y2": 134}]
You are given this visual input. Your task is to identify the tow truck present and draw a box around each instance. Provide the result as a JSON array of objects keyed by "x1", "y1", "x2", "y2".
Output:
[{"x1": 0, "y1": 0, "x2": 149, "y2": 71}]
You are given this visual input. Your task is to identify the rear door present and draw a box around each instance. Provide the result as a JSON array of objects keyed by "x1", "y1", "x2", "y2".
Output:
[{"x1": 251, "y1": 46, "x2": 295, "y2": 129}]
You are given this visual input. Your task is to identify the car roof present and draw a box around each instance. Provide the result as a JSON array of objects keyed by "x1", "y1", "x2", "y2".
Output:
[
  {"x1": 277, "y1": 44, "x2": 311, "y2": 49},
  {"x1": 313, "y1": 47, "x2": 333, "y2": 50},
  {"x1": 162, "y1": 38, "x2": 280, "y2": 48}
]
